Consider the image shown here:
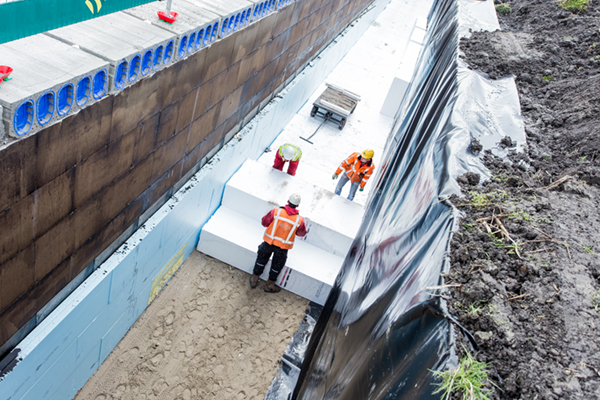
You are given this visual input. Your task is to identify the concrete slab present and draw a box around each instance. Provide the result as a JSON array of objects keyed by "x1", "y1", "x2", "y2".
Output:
[
  {"x1": 0, "y1": 34, "x2": 108, "y2": 138},
  {"x1": 47, "y1": 12, "x2": 176, "y2": 93},
  {"x1": 197, "y1": 206, "x2": 341, "y2": 304},
  {"x1": 125, "y1": 0, "x2": 221, "y2": 61},
  {"x1": 188, "y1": 0, "x2": 256, "y2": 38}
]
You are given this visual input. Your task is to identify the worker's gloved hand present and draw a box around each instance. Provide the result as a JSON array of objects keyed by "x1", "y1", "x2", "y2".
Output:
[
  {"x1": 332, "y1": 174, "x2": 338, "y2": 180},
  {"x1": 359, "y1": 187, "x2": 364, "y2": 192}
]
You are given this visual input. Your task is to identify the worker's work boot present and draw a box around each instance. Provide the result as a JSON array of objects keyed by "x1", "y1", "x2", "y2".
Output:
[
  {"x1": 249, "y1": 274, "x2": 259, "y2": 289},
  {"x1": 264, "y1": 280, "x2": 281, "y2": 293}
]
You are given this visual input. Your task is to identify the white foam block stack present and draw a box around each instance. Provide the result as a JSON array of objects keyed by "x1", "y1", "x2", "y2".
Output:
[
  {"x1": 125, "y1": 0, "x2": 221, "y2": 61},
  {"x1": 197, "y1": 159, "x2": 363, "y2": 304},
  {"x1": 380, "y1": 17, "x2": 427, "y2": 118}
]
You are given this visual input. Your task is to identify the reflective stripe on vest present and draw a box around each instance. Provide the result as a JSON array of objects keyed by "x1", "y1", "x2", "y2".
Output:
[
  {"x1": 278, "y1": 143, "x2": 302, "y2": 161},
  {"x1": 264, "y1": 208, "x2": 302, "y2": 249}
]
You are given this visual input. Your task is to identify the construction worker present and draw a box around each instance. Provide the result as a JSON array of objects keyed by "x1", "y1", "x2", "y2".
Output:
[
  {"x1": 273, "y1": 143, "x2": 302, "y2": 176},
  {"x1": 332, "y1": 149, "x2": 375, "y2": 201},
  {"x1": 250, "y1": 193, "x2": 307, "y2": 292}
]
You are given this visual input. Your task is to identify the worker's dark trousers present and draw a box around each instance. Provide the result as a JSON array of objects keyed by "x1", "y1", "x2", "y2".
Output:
[{"x1": 253, "y1": 242, "x2": 288, "y2": 281}]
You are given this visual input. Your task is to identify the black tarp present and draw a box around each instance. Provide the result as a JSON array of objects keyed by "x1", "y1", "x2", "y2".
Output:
[
  {"x1": 264, "y1": 0, "x2": 526, "y2": 397},
  {"x1": 292, "y1": 0, "x2": 461, "y2": 398}
]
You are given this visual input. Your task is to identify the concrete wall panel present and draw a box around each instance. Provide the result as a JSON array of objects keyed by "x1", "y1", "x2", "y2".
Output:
[
  {"x1": 289, "y1": 17, "x2": 309, "y2": 47},
  {"x1": 134, "y1": 115, "x2": 159, "y2": 165},
  {"x1": 0, "y1": 196, "x2": 34, "y2": 266},
  {"x1": 151, "y1": 130, "x2": 190, "y2": 183},
  {"x1": 176, "y1": 89, "x2": 200, "y2": 134},
  {"x1": 188, "y1": 105, "x2": 221, "y2": 151},
  {"x1": 0, "y1": 295, "x2": 35, "y2": 353},
  {"x1": 32, "y1": 258, "x2": 71, "y2": 319},
  {"x1": 265, "y1": 33, "x2": 288, "y2": 63},
  {"x1": 0, "y1": 246, "x2": 35, "y2": 312},
  {"x1": 156, "y1": 102, "x2": 180, "y2": 147},
  {"x1": 34, "y1": 214, "x2": 75, "y2": 281},
  {"x1": 73, "y1": 200, "x2": 104, "y2": 252},
  {"x1": 110, "y1": 75, "x2": 165, "y2": 141},
  {"x1": 203, "y1": 38, "x2": 236, "y2": 82},
  {"x1": 296, "y1": 0, "x2": 313, "y2": 21},
  {"x1": 170, "y1": 49, "x2": 208, "y2": 102},
  {"x1": 254, "y1": 14, "x2": 278, "y2": 49},
  {"x1": 232, "y1": 24, "x2": 260, "y2": 64},
  {"x1": 36, "y1": 99, "x2": 113, "y2": 188},
  {"x1": 33, "y1": 169, "x2": 75, "y2": 239},
  {"x1": 0, "y1": 138, "x2": 36, "y2": 212},
  {"x1": 272, "y1": 4, "x2": 295, "y2": 38},
  {"x1": 73, "y1": 132, "x2": 136, "y2": 209},
  {"x1": 208, "y1": 70, "x2": 231, "y2": 109},
  {"x1": 224, "y1": 62, "x2": 243, "y2": 97},
  {"x1": 217, "y1": 86, "x2": 244, "y2": 127}
]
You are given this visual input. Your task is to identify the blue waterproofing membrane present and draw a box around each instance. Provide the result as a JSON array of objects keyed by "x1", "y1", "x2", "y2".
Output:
[{"x1": 289, "y1": 0, "x2": 469, "y2": 398}]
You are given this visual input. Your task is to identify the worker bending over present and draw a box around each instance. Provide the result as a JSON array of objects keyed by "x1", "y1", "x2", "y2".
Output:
[
  {"x1": 332, "y1": 149, "x2": 375, "y2": 201},
  {"x1": 273, "y1": 143, "x2": 302, "y2": 176},
  {"x1": 250, "y1": 193, "x2": 307, "y2": 292}
]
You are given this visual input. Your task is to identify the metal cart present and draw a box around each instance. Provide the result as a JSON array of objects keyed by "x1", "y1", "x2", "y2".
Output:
[{"x1": 310, "y1": 83, "x2": 361, "y2": 130}]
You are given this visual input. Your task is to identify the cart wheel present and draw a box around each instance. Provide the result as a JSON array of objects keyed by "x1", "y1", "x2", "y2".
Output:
[
  {"x1": 339, "y1": 118, "x2": 346, "y2": 130},
  {"x1": 310, "y1": 106, "x2": 318, "y2": 117}
]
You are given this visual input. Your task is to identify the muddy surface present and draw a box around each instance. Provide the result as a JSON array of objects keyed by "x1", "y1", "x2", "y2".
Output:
[{"x1": 448, "y1": 1, "x2": 600, "y2": 398}]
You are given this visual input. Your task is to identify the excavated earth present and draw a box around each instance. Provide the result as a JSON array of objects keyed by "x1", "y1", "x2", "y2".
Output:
[{"x1": 447, "y1": 0, "x2": 600, "y2": 399}]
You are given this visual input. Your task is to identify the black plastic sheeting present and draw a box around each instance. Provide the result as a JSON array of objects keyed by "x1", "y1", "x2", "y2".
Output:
[
  {"x1": 291, "y1": 0, "x2": 462, "y2": 398},
  {"x1": 266, "y1": 0, "x2": 527, "y2": 397}
]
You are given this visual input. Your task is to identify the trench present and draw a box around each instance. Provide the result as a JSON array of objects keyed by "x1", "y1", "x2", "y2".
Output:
[{"x1": 0, "y1": 0, "x2": 525, "y2": 398}]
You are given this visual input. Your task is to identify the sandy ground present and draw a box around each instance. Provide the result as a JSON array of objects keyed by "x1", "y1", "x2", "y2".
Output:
[{"x1": 75, "y1": 251, "x2": 308, "y2": 400}]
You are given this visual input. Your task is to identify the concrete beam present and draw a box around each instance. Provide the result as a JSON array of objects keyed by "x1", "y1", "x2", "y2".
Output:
[
  {"x1": 47, "y1": 12, "x2": 176, "y2": 94},
  {"x1": 0, "y1": 34, "x2": 108, "y2": 139},
  {"x1": 125, "y1": 0, "x2": 221, "y2": 62}
]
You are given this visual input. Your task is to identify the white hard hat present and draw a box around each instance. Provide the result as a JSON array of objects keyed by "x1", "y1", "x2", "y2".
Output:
[
  {"x1": 282, "y1": 146, "x2": 295, "y2": 161},
  {"x1": 288, "y1": 193, "x2": 301, "y2": 206}
]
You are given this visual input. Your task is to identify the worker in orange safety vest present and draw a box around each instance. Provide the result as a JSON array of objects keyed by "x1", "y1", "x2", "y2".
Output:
[
  {"x1": 249, "y1": 193, "x2": 307, "y2": 292},
  {"x1": 332, "y1": 149, "x2": 375, "y2": 201}
]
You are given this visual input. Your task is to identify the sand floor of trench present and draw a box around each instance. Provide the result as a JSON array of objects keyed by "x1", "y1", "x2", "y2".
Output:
[{"x1": 75, "y1": 251, "x2": 309, "y2": 400}]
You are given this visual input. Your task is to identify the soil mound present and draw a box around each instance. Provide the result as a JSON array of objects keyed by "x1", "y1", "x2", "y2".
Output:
[{"x1": 448, "y1": 1, "x2": 600, "y2": 398}]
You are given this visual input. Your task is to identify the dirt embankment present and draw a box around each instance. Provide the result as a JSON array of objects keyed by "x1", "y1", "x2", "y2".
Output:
[{"x1": 447, "y1": 0, "x2": 600, "y2": 399}]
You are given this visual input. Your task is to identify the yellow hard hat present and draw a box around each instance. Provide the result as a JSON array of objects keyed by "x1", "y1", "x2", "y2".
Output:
[{"x1": 361, "y1": 149, "x2": 374, "y2": 159}]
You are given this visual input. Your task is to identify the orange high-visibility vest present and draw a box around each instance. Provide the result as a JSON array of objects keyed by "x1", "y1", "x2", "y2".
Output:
[
  {"x1": 263, "y1": 208, "x2": 304, "y2": 250},
  {"x1": 335, "y1": 152, "x2": 375, "y2": 189}
]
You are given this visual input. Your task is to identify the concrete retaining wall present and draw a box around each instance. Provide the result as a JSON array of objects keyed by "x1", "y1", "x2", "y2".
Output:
[
  {"x1": 0, "y1": 0, "x2": 381, "y2": 396},
  {"x1": 0, "y1": 0, "x2": 372, "y2": 356}
]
